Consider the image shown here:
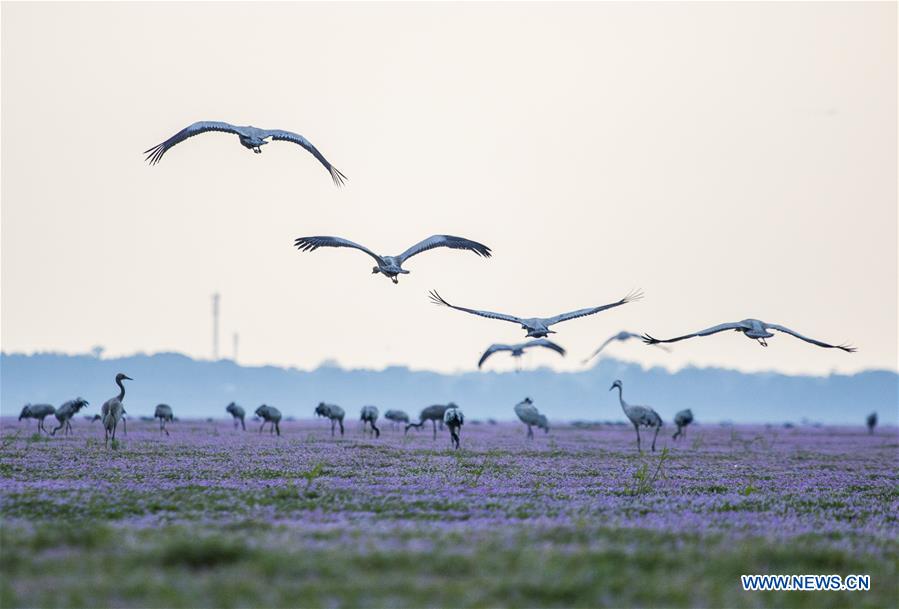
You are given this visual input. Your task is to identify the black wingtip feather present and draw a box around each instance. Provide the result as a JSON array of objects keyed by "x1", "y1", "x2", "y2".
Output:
[
  {"x1": 641, "y1": 333, "x2": 660, "y2": 345},
  {"x1": 429, "y1": 290, "x2": 450, "y2": 307},
  {"x1": 330, "y1": 166, "x2": 348, "y2": 188}
]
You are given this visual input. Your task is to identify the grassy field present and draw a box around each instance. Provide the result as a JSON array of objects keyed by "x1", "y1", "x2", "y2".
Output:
[{"x1": 1, "y1": 418, "x2": 896, "y2": 608}]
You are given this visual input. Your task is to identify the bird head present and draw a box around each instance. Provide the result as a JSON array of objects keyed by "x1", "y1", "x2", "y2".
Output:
[
  {"x1": 371, "y1": 266, "x2": 380, "y2": 275},
  {"x1": 609, "y1": 380, "x2": 623, "y2": 391},
  {"x1": 116, "y1": 373, "x2": 133, "y2": 382},
  {"x1": 18, "y1": 405, "x2": 31, "y2": 420}
]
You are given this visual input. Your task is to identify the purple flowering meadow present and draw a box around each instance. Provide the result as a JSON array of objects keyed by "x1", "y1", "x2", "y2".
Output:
[{"x1": 1, "y1": 417, "x2": 896, "y2": 607}]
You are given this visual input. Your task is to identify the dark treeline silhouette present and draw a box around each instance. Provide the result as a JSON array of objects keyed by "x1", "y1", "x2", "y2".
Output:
[{"x1": 1, "y1": 352, "x2": 895, "y2": 425}]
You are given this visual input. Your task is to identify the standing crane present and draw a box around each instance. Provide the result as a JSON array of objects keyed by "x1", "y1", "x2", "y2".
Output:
[
  {"x1": 609, "y1": 380, "x2": 663, "y2": 452},
  {"x1": 226, "y1": 402, "x2": 246, "y2": 430},
  {"x1": 315, "y1": 403, "x2": 346, "y2": 437},
  {"x1": 443, "y1": 407, "x2": 465, "y2": 450},
  {"x1": 101, "y1": 373, "x2": 132, "y2": 448},
  {"x1": 405, "y1": 403, "x2": 457, "y2": 439},
  {"x1": 255, "y1": 405, "x2": 282, "y2": 436},
  {"x1": 51, "y1": 398, "x2": 90, "y2": 436},
  {"x1": 144, "y1": 121, "x2": 347, "y2": 186},
  {"x1": 866, "y1": 412, "x2": 878, "y2": 435},
  {"x1": 384, "y1": 409, "x2": 411, "y2": 430},
  {"x1": 154, "y1": 404, "x2": 174, "y2": 436},
  {"x1": 18, "y1": 404, "x2": 56, "y2": 435},
  {"x1": 360, "y1": 406, "x2": 380, "y2": 438},
  {"x1": 513, "y1": 397, "x2": 549, "y2": 439},
  {"x1": 672, "y1": 409, "x2": 694, "y2": 440}
]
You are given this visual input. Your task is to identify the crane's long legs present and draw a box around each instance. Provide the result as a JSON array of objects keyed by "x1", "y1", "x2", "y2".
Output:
[
  {"x1": 527, "y1": 425, "x2": 533, "y2": 440},
  {"x1": 634, "y1": 423, "x2": 642, "y2": 453},
  {"x1": 651, "y1": 425, "x2": 660, "y2": 452},
  {"x1": 432, "y1": 420, "x2": 437, "y2": 440}
]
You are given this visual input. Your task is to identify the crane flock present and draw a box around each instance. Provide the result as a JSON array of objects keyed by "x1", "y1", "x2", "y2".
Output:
[{"x1": 14, "y1": 118, "x2": 866, "y2": 450}]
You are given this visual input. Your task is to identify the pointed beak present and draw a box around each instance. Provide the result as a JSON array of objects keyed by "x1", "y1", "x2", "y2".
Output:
[{"x1": 124, "y1": 375, "x2": 133, "y2": 381}]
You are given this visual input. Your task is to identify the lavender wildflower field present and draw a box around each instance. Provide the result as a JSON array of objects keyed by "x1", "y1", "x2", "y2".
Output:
[{"x1": 1, "y1": 418, "x2": 896, "y2": 608}]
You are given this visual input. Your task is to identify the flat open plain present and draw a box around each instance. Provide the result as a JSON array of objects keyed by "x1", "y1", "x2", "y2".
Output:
[{"x1": 1, "y1": 418, "x2": 896, "y2": 608}]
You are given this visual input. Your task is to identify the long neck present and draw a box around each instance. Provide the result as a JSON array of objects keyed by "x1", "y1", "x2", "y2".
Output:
[
  {"x1": 614, "y1": 386, "x2": 626, "y2": 412},
  {"x1": 116, "y1": 378, "x2": 126, "y2": 402}
]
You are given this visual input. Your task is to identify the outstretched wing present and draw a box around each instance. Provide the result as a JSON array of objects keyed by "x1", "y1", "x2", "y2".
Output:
[
  {"x1": 144, "y1": 121, "x2": 242, "y2": 165},
  {"x1": 293, "y1": 236, "x2": 383, "y2": 264},
  {"x1": 523, "y1": 339, "x2": 566, "y2": 357},
  {"x1": 582, "y1": 335, "x2": 620, "y2": 363},
  {"x1": 478, "y1": 344, "x2": 512, "y2": 368},
  {"x1": 766, "y1": 324, "x2": 856, "y2": 352},
  {"x1": 396, "y1": 235, "x2": 492, "y2": 264},
  {"x1": 642, "y1": 321, "x2": 749, "y2": 345},
  {"x1": 264, "y1": 129, "x2": 347, "y2": 187},
  {"x1": 544, "y1": 289, "x2": 643, "y2": 327},
  {"x1": 429, "y1": 290, "x2": 524, "y2": 326}
]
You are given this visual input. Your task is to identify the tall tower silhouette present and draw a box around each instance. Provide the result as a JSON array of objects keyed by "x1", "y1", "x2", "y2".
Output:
[{"x1": 212, "y1": 292, "x2": 220, "y2": 360}]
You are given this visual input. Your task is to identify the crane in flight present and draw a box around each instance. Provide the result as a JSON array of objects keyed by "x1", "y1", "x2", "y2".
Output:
[
  {"x1": 430, "y1": 289, "x2": 642, "y2": 338},
  {"x1": 642, "y1": 319, "x2": 855, "y2": 352},
  {"x1": 295, "y1": 235, "x2": 491, "y2": 284},
  {"x1": 478, "y1": 339, "x2": 565, "y2": 370},
  {"x1": 582, "y1": 330, "x2": 669, "y2": 364},
  {"x1": 144, "y1": 121, "x2": 347, "y2": 186}
]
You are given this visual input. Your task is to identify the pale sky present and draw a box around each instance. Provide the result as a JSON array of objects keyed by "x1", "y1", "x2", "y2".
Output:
[{"x1": 2, "y1": 2, "x2": 896, "y2": 376}]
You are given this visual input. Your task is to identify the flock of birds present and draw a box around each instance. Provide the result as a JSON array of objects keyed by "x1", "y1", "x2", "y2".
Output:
[
  {"x1": 16, "y1": 119, "x2": 867, "y2": 451},
  {"x1": 17, "y1": 371, "x2": 880, "y2": 453}
]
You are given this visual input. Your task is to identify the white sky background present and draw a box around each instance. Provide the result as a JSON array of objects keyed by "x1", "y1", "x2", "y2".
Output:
[{"x1": 1, "y1": 2, "x2": 896, "y2": 376}]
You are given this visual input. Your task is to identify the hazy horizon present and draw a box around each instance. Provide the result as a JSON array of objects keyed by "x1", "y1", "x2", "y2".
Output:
[{"x1": 3, "y1": 2, "x2": 896, "y2": 377}]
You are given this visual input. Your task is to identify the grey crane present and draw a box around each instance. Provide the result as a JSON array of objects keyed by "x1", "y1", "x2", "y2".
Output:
[
  {"x1": 405, "y1": 403, "x2": 457, "y2": 439},
  {"x1": 360, "y1": 406, "x2": 380, "y2": 438},
  {"x1": 582, "y1": 330, "x2": 670, "y2": 364},
  {"x1": 443, "y1": 407, "x2": 465, "y2": 450},
  {"x1": 294, "y1": 235, "x2": 492, "y2": 284},
  {"x1": 609, "y1": 380, "x2": 663, "y2": 453},
  {"x1": 430, "y1": 289, "x2": 642, "y2": 338},
  {"x1": 384, "y1": 409, "x2": 410, "y2": 430},
  {"x1": 154, "y1": 404, "x2": 174, "y2": 436},
  {"x1": 672, "y1": 409, "x2": 694, "y2": 440},
  {"x1": 315, "y1": 402, "x2": 345, "y2": 436},
  {"x1": 19, "y1": 404, "x2": 56, "y2": 435},
  {"x1": 101, "y1": 373, "x2": 132, "y2": 447},
  {"x1": 226, "y1": 402, "x2": 246, "y2": 431},
  {"x1": 513, "y1": 397, "x2": 549, "y2": 439},
  {"x1": 51, "y1": 398, "x2": 89, "y2": 436},
  {"x1": 478, "y1": 339, "x2": 565, "y2": 371},
  {"x1": 643, "y1": 319, "x2": 855, "y2": 351},
  {"x1": 866, "y1": 412, "x2": 877, "y2": 435},
  {"x1": 144, "y1": 121, "x2": 347, "y2": 186},
  {"x1": 255, "y1": 405, "x2": 282, "y2": 436}
]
